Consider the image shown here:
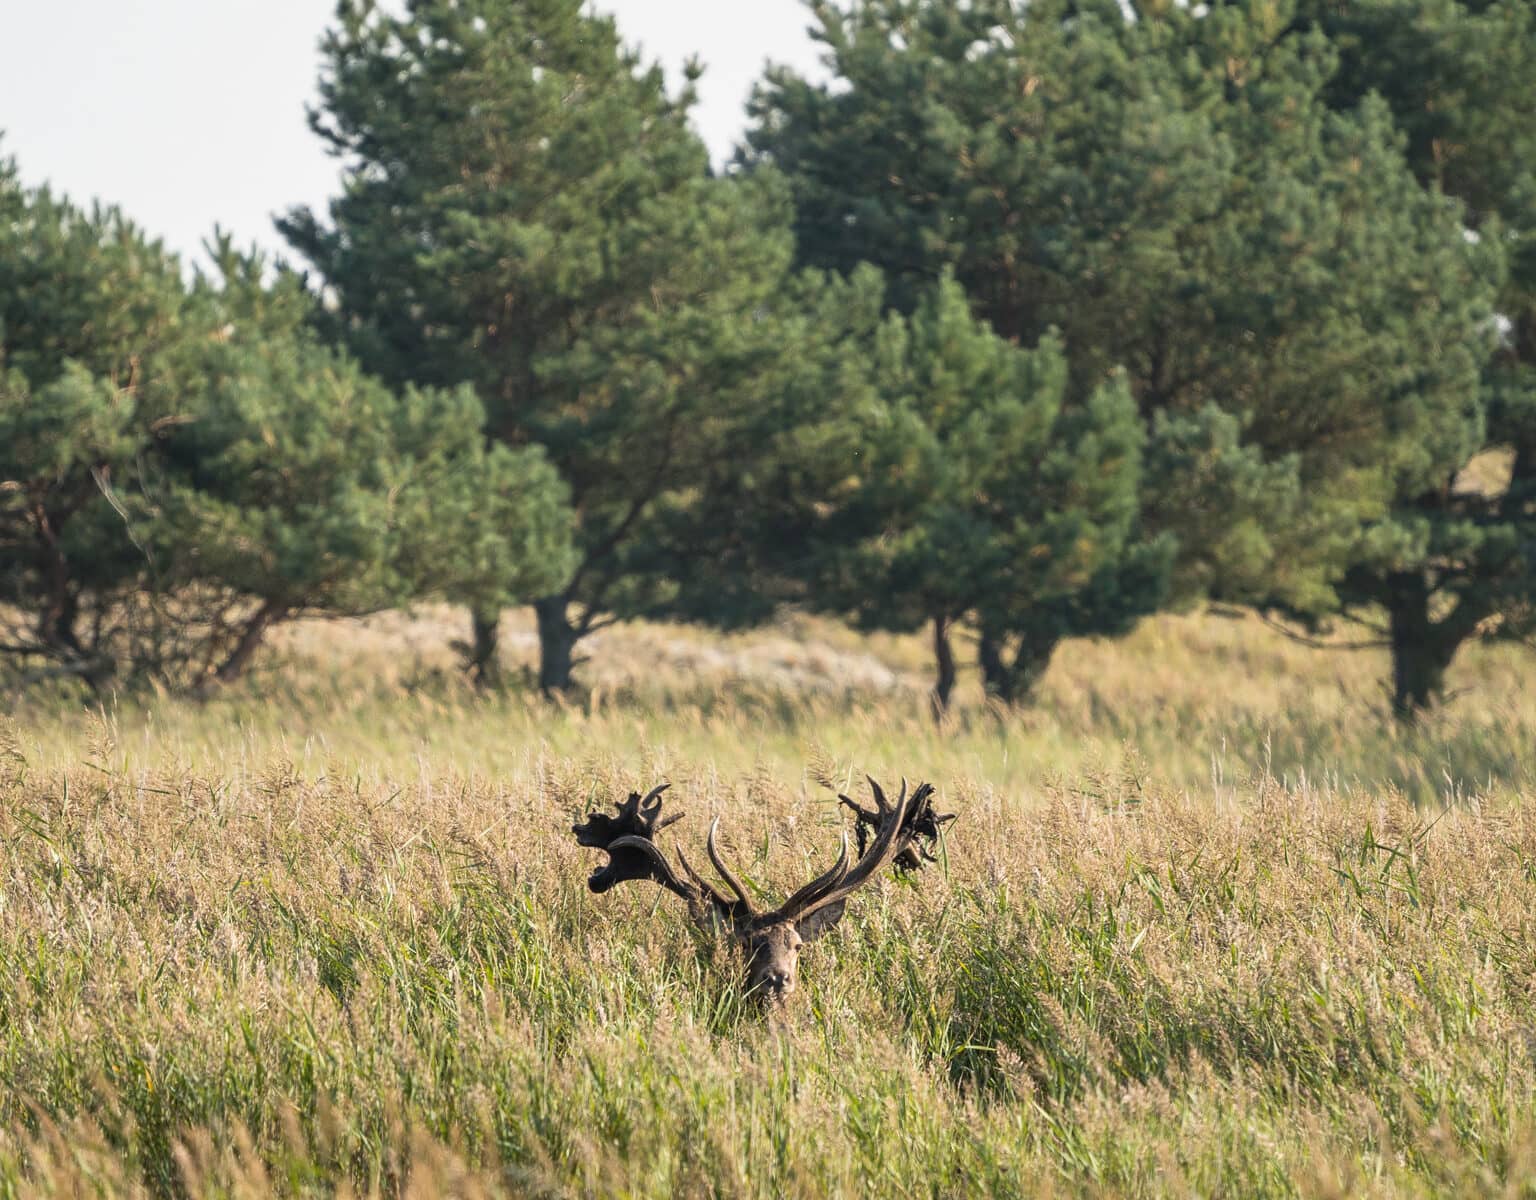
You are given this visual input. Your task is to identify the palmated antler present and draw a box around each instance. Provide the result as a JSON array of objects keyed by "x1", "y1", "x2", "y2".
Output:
[
  {"x1": 839, "y1": 777, "x2": 954, "y2": 871},
  {"x1": 572, "y1": 784, "x2": 751, "y2": 925},
  {"x1": 571, "y1": 783, "x2": 691, "y2": 899}
]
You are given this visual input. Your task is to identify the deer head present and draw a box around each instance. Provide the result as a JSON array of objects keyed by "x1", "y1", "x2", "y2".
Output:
[{"x1": 572, "y1": 778, "x2": 950, "y2": 1003}]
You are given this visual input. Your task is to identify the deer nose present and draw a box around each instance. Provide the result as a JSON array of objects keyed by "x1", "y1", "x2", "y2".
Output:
[{"x1": 760, "y1": 970, "x2": 792, "y2": 996}]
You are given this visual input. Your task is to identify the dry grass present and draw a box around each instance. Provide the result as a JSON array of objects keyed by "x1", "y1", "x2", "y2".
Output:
[{"x1": 2, "y1": 608, "x2": 1535, "y2": 1197}]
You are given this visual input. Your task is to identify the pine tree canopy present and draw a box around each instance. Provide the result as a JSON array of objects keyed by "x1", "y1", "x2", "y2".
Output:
[
  {"x1": 784, "y1": 271, "x2": 1172, "y2": 706},
  {"x1": 6, "y1": 0, "x2": 1532, "y2": 718},
  {"x1": 0, "y1": 154, "x2": 572, "y2": 690},
  {"x1": 747, "y1": 0, "x2": 1505, "y2": 713},
  {"x1": 1285, "y1": 0, "x2": 1536, "y2": 715},
  {"x1": 281, "y1": 0, "x2": 830, "y2": 690}
]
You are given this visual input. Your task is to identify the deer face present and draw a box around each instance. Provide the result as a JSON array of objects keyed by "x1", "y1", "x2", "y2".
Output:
[{"x1": 743, "y1": 921, "x2": 804, "y2": 1000}]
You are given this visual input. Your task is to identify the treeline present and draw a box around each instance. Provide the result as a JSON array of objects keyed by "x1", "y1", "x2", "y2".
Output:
[{"x1": 3, "y1": 0, "x2": 1533, "y2": 720}]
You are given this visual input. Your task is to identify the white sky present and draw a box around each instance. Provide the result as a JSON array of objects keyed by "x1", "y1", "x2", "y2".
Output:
[{"x1": 0, "y1": 1, "x2": 826, "y2": 270}]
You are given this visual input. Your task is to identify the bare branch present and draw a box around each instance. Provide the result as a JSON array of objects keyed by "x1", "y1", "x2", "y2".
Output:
[{"x1": 1255, "y1": 611, "x2": 1389, "y2": 651}]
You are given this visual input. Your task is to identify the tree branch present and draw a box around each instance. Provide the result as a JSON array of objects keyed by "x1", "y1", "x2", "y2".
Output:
[
  {"x1": 580, "y1": 613, "x2": 621, "y2": 636},
  {"x1": 1256, "y1": 610, "x2": 1389, "y2": 651},
  {"x1": 5, "y1": 658, "x2": 112, "y2": 691},
  {"x1": 564, "y1": 401, "x2": 684, "y2": 603}
]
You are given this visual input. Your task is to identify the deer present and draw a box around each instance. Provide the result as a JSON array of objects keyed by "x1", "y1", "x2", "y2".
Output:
[{"x1": 572, "y1": 777, "x2": 955, "y2": 1002}]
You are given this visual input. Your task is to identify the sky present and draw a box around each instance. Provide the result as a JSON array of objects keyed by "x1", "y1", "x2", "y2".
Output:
[{"x1": 0, "y1": 1, "x2": 827, "y2": 270}]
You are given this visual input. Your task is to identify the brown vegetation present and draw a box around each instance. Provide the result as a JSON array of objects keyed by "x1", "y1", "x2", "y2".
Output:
[{"x1": 2, "y1": 608, "x2": 1534, "y2": 1196}]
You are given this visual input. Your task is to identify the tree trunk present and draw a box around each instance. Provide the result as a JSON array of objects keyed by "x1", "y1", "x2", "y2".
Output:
[
  {"x1": 214, "y1": 599, "x2": 286, "y2": 684},
  {"x1": 534, "y1": 595, "x2": 579, "y2": 695},
  {"x1": 39, "y1": 588, "x2": 85, "y2": 658},
  {"x1": 978, "y1": 626, "x2": 1058, "y2": 707},
  {"x1": 977, "y1": 628, "x2": 1014, "y2": 706},
  {"x1": 36, "y1": 526, "x2": 85, "y2": 659},
  {"x1": 468, "y1": 608, "x2": 502, "y2": 688},
  {"x1": 930, "y1": 614, "x2": 956, "y2": 719},
  {"x1": 1013, "y1": 639, "x2": 1057, "y2": 701},
  {"x1": 1386, "y1": 573, "x2": 1464, "y2": 723},
  {"x1": 35, "y1": 589, "x2": 111, "y2": 693}
]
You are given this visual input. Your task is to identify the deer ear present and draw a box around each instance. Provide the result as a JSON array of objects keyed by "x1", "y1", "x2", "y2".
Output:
[{"x1": 795, "y1": 899, "x2": 847, "y2": 943}]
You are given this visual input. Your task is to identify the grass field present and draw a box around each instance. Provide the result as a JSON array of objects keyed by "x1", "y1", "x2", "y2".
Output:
[{"x1": 3, "y1": 607, "x2": 1536, "y2": 1197}]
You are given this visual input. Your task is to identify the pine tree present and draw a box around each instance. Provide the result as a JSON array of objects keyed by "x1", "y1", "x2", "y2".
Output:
[
  {"x1": 748, "y1": 0, "x2": 1499, "y2": 705},
  {"x1": 803, "y1": 272, "x2": 1172, "y2": 711},
  {"x1": 1282, "y1": 0, "x2": 1536, "y2": 717},
  {"x1": 0, "y1": 155, "x2": 192, "y2": 686},
  {"x1": 156, "y1": 239, "x2": 575, "y2": 685},
  {"x1": 0, "y1": 154, "x2": 572, "y2": 690},
  {"x1": 281, "y1": 0, "x2": 809, "y2": 691}
]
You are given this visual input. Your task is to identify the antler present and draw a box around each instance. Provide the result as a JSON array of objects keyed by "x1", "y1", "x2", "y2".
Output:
[
  {"x1": 768, "y1": 776, "x2": 917, "y2": 927},
  {"x1": 840, "y1": 778, "x2": 954, "y2": 871},
  {"x1": 573, "y1": 783, "x2": 753, "y2": 926},
  {"x1": 571, "y1": 783, "x2": 692, "y2": 899},
  {"x1": 706, "y1": 817, "x2": 759, "y2": 918},
  {"x1": 674, "y1": 837, "x2": 755, "y2": 927},
  {"x1": 574, "y1": 776, "x2": 957, "y2": 1003}
]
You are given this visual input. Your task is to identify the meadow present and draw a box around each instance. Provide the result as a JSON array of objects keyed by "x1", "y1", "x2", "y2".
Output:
[{"x1": 3, "y1": 607, "x2": 1535, "y2": 1198}]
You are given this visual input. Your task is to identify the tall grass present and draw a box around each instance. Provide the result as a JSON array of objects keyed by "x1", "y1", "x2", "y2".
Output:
[{"x1": 2, "y1": 609, "x2": 1534, "y2": 1197}]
